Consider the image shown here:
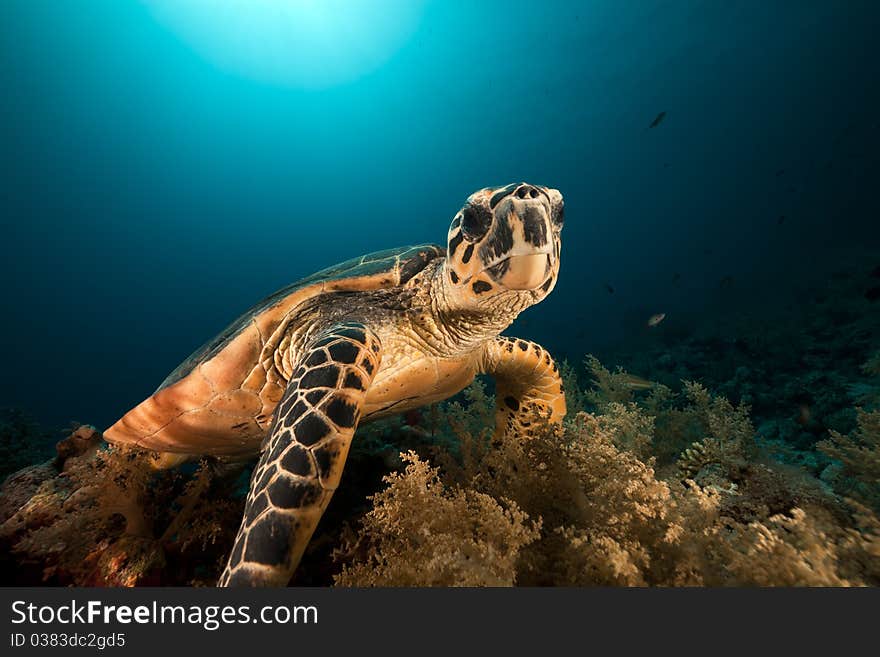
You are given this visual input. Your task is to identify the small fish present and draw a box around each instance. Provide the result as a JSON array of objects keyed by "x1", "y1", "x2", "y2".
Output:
[
  {"x1": 647, "y1": 313, "x2": 666, "y2": 327},
  {"x1": 720, "y1": 275, "x2": 734, "y2": 289},
  {"x1": 777, "y1": 215, "x2": 785, "y2": 225},
  {"x1": 870, "y1": 265, "x2": 880, "y2": 279},
  {"x1": 865, "y1": 287, "x2": 880, "y2": 302},
  {"x1": 619, "y1": 373, "x2": 657, "y2": 390},
  {"x1": 648, "y1": 111, "x2": 666, "y2": 129},
  {"x1": 603, "y1": 282, "x2": 615, "y2": 294},
  {"x1": 775, "y1": 169, "x2": 785, "y2": 177},
  {"x1": 672, "y1": 272, "x2": 681, "y2": 285}
]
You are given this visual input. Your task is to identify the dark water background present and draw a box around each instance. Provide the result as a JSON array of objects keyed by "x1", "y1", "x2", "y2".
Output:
[{"x1": 2, "y1": 0, "x2": 879, "y2": 433}]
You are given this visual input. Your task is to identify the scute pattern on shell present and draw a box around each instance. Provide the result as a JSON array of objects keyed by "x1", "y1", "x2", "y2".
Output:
[{"x1": 157, "y1": 244, "x2": 444, "y2": 392}]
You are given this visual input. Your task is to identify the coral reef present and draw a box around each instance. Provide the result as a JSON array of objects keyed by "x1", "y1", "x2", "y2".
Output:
[
  {"x1": 818, "y1": 409, "x2": 880, "y2": 511},
  {"x1": 596, "y1": 259, "x2": 880, "y2": 476},
  {"x1": 338, "y1": 371, "x2": 878, "y2": 586},
  {"x1": 1, "y1": 262, "x2": 878, "y2": 587},
  {"x1": 0, "y1": 428, "x2": 242, "y2": 586},
  {"x1": 334, "y1": 452, "x2": 538, "y2": 586},
  {"x1": 2, "y1": 359, "x2": 878, "y2": 586}
]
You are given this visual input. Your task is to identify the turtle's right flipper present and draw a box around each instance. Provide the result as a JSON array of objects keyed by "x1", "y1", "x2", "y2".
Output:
[
  {"x1": 218, "y1": 322, "x2": 382, "y2": 587},
  {"x1": 480, "y1": 336, "x2": 566, "y2": 442}
]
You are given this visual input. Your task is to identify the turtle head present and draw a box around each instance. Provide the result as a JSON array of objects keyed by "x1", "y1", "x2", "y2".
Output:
[{"x1": 444, "y1": 183, "x2": 563, "y2": 308}]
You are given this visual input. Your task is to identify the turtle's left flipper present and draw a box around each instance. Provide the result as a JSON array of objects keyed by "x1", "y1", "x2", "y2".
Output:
[
  {"x1": 480, "y1": 336, "x2": 566, "y2": 441},
  {"x1": 218, "y1": 322, "x2": 381, "y2": 587}
]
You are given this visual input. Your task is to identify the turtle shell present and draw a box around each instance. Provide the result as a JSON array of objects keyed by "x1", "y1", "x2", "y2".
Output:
[{"x1": 105, "y1": 244, "x2": 444, "y2": 457}]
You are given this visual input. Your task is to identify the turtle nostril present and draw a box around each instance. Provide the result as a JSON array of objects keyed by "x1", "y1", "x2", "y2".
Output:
[{"x1": 516, "y1": 184, "x2": 540, "y2": 199}]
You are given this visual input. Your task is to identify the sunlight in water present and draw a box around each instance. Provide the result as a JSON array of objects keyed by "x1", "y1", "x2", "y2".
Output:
[{"x1": 145, "y1": 0, "x2": 426, "y2": 88}]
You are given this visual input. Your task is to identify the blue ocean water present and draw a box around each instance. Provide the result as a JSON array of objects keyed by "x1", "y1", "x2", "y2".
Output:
[{"x1": 1, "y1": 0, "x2": 878, "y2": 433}]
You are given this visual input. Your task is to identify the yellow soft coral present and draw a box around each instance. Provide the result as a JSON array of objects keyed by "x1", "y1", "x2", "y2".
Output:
[
  {"x1": 597, "y1": 401, "x2": 655, "y2": 459},
  {"x1": 2, "y1": 437, "x2": 241, "y2": 586},
  {"x1": 719, "y1": 508, "x2": 867, "y2": 586},
  {"x1": 334, "y1": 452, "x2": 539, "y2": 587},
  {"x1": 584, "y1": 355, "x2": 638, "y2": 408},
  {"x1": 675, "y1": 381, "x2": 753, "y2": 480},
  {"x1": 336, "y1": 377, "x2": 880, "y2": 587},
  {"x1": 818, "y1": 409, "x2": 880, "y2": 511}
]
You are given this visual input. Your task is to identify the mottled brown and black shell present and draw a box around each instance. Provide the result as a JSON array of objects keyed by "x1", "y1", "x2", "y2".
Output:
[{"x1": 105, "y1": 244, "x2": 444, "y2": 458}]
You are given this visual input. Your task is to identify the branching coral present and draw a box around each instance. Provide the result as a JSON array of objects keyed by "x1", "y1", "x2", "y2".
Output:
[
  {"x1": 675, "y1": 381, "x2": 754, "y2": 481},
  {"x1": 818, "y1": 409, "x2": 880, "y2": 511},
  {"x1": 718, "y1": 506, "x2": 879, "y2": 586},
  {"x1": 437, "y1": 378, "x2": 496, "y2": 440},
  {"x1": 334, "y1": 452, "x2": 539, "y2": 586},
  {"x1": 681, "y1": 381, "x2": 754, "y2": 444},
  {"x1": 523, "y1": 413, "x2": 707, "y2": 586},
  {"x1": 337, "y1": 360, "x2": 880, "y2": 587},
  {"x1": 583, "y1": 355, "x2": 638, "y2": 408},
  {"x1": 1, "y1": 432, "x2": 242, "y2": 586},
  {"x1": 596, "y1": 402, "x2": 655, "y2": 460},
  {"x1": 3, "y1": 352, "x2": 878, "y2": 587},
  {"x1": 338, "y1": 411, "x2": 717, "y2": 586},
  {"x1": 2, "y1": 445, "x2": 160, "y2": 585},
  {"x1": 559, "y1": 359, "x2": 590, "y2": 419}
]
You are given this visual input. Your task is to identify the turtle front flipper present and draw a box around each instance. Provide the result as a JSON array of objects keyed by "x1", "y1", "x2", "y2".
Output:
[
  {"x1": 480, "y1": 337, "x2": 566, "y2": 441},
  {"x1": 218, "y1": 322, "x2": 381, "y2": 587}
]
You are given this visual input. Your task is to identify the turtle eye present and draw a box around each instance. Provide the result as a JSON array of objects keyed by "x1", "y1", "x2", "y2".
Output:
[
  {"x1": 551, "y1": 203, "x2": 565, "y2": 229},
  {"x1": 460, "y1": 204, "x2": 493, "y2": 241}
]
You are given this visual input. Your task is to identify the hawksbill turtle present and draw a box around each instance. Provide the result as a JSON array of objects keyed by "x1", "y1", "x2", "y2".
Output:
[{"x1": 105, "y1": 182, "x2": 567, "y2": 586}]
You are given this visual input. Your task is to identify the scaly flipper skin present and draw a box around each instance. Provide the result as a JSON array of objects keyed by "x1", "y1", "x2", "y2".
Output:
[
  {"x1": 481, "y1": 336, "x2": 566, "y2": 441},
  {"x1": 218, "y1": 322, "x2": 381, "y2": 586}
]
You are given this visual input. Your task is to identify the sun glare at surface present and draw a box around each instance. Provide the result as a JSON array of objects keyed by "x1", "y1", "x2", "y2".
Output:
[{"x1": 145, "y1": 0, "x2": 426, "y2": 88}]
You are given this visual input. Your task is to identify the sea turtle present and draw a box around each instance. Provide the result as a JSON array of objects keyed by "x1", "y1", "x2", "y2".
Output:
[{"x1": 105, "y1": 182, "x2": 567, "y2": 586}]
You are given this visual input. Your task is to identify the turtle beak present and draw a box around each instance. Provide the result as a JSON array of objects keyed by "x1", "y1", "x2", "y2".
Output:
[{"x1": 499, "y1": 253, "x2": 551, "y2": 290}]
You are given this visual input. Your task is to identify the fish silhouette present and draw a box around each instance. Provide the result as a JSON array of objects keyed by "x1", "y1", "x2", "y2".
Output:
[
  {"x1": 648, "y1": 111, "x2": 666, "y2": 129},
  {"x1": 618, "y1": 373, "x2": 657, "y2": 390},
  {"x1": 647, "y1": 313, "x2": 666, "y2": 327}
]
